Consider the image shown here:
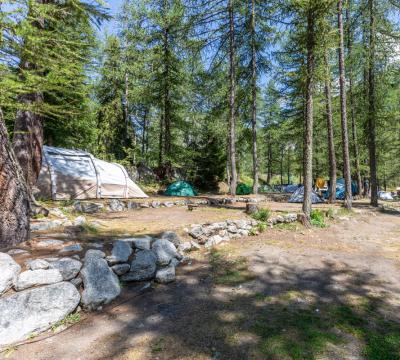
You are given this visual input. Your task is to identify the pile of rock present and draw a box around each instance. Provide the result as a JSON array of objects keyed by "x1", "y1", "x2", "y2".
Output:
[
  {"x1": 187, "y1": 219, "x2": 257, "y2": 248},
  {"x1": 0, "y1": 232, "x2": 183, "y2": 347},
  {"x1": 267, "y1": 213, "x2": 298, "y2": 225},
  {"x1": 71, "y1": 196, "x2": 268, "y2": 214}
]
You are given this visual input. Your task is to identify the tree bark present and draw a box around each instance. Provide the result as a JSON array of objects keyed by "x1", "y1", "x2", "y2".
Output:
[
  {"x1": 302, "y1": 10, "x2": 315, "y2": 221},
  {"x1": 337, "y1": 0, "x2": 352, "y2": 210},
  {"x1": 228, "y1": 0, "x2": 237, "y2": 196},
  {"x1": 367, "y1": 0, "x2": 378, "y2": 206},
  {"x1": 250, "y1": 0, "x2": 258, "y2": 194},
  {"x1": 0, "y1": 109, "x2": 30, "y2": 247},
  {"x1": 324, "y1": 50, "x2": 337, "y2": 203}
]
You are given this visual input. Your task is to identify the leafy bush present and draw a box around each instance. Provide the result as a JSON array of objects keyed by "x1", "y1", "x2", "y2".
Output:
[
  {"x1": 251, "y1": 208, "x2": 271, "y2": 222},
  {"x1": 310, "y1": 209, "x2": 327, "y2": 228}
]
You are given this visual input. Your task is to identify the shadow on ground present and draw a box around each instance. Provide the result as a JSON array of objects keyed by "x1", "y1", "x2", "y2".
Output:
[{"x1": 89, "y1": 251, "x2": 400, "y2": 360}]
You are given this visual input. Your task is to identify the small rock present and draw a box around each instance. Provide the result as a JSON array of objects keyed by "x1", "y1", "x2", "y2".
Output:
[
  {"x1": 84, "y1": 249, "x2": 106, "y2": 260},
  {"x1": 7, "y1": 249, "x2": 29, "y2": 256},
  {"x1": 31, "y1": 220, "x2": 63, "y2": 232},
  {"x1": 189, "y1": 225, "x2": 203, "y2": 239},
  {"x1": 59, "y1": 244, "x2": 83, "y2": 254},
  {"x1": 48, "y1": 208, "x2": 67, "y2": 219},
  {"x1": 88, "y1": 242, "x2": 104, "y2": 249},
  {"x1": 227, "y1": 225, "x2": 238, "y2": 233},
  {"x1": 127, "y1": 201, "x2": 140, "y2": 210},
  {"x1": 246, "y1": 203, "x2": 259, "y2": 214},
  {"x1": 152, "y1": 239, "x2": 182, "y2": 266},
  {"x1": 70, "y1": 277, "x2": 83, "y2": 288},
  {"x1": 111, "y1": 263, "x2": 130, "y2": 275},
  {"x1": 26, "y1": 259, "x2": 50, "y2": 270},
  {"x1": 15, "y1": 269, "x2": 63, "y2": 291},
  {"x1": 48, "y1": 258, "x2": 82, "y2": 281},
  {"x1": 155, "y1": 265, "x2": 176, "y2": 284},
  {"x1": 160, "y1": 231, "x2": 181, "y2": 247},
  {"x1": 162, "y1": 201, "x2": 174, "y2": 207},
  {"x1": 37, "y1": 239, "x2": 64, "y2": 248},
  {"x1": 205, "y1": 235, "x2": 225, "y2": 248},
  {"x1": 121, "y1": 250, "x2": 157, "y2": 282},
  {"x1": 108, "y1": 199, "x2": 125, "y2": 212},
  {"x1": 106, "y1": 240, "x2": 133, "y2": 265},
  {"x1": 0, "y1": 253, "x2": 21, "y2": 295},
  {"x1": 73, "y1": 216, "x2": 86, "y2": 226},
  {"x1": 129, "y1": 236, "x2": 153, "y2": 250},
  {"x1": 140, "y1": 202, "x2": 150, "y2": 208},
  {"x1": 151, "y1": 201, "x2": 161, "y2": 208},
  {"x1": 80, "y1": 202, "x2": 103, "y2": 214}
]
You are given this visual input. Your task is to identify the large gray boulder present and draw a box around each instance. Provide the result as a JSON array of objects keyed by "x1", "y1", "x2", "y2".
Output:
[
  {"x1": 106, "y1": 240, "x2": 132, "y2": 265},
  {"x1": 80, "y1": 255, "x2": 120, "y2": 310},
  {"x1": 0, "y1": 253, "x2": 21, "y2": 295},
  {"x1": 48, "y1": 258, "x2": 82, "y2": 281},
  {"x1": 130, "y1": 236, "x2": 153, "y2": 250},
  {"x1": 121, "y1": 250, "x2": 157, "y2": 282},
  {"x1": 15, "y1": 269, "x2": 63, "y2": 291},
  {"x1": 0, "y1": 282, "x2": 80, "y2": 346},
  {"x1": 161, "y1": 231, "x2": 182, "y2": 247},
  {"x1": 155, "y1": 265, "x2": 176, "y2": 284},
  {"x1": 152, "y1": 239, "x2": 182, "y2": 266}
]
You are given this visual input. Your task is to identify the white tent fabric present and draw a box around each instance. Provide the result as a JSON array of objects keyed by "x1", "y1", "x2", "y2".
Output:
[{"x1": 34, "y1": 146, "x2": 148, "y2": 200}]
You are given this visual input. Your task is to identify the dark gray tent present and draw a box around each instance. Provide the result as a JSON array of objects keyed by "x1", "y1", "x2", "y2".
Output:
[{"x1": 288, "y1": 186, "x2": 323, "y2": 204}]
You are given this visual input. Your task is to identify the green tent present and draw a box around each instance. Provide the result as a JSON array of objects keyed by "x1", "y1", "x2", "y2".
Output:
[
  {"x1": 164, "y1": 181, "x2": 198, "y2": 197},
  {"x1": 236, "y1": 183, "x2": 252, "y2": 195}
]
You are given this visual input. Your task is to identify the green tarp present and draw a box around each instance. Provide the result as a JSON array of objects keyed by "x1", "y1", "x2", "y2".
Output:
[
  {"x1": 164, "y1": 181, "x2": 198, "y2": 197},
  {"x1": 236, "y1": 183, "x2": 252, "y2": 195}
]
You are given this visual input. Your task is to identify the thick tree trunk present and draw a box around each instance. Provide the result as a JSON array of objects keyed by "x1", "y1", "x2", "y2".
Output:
[
  {"x1": 13, "y1": 92, "x2": 44, "y2": 190},
  {"x1": 324, "y1": 50, "x2": 337, "y2": 203},
  {"x1": 346, "y1": 2, "x2": 363, "y2": 197},
  {"x1": 228, "y1": 0, "x2": 237, "y2": 196},
  {"x1": 367, "y1": 0, "x2": 378, "y2": 206},
  {"x1": 302, "y1": 10, "x2": 315, "y2": 221},
  {"x1": 250, "y1": 0, "x2": 258, "y2": 194},
  {"x1": 337, "y1": 0, "x2": 352, "y2": 209},
  {"x1": 0, "y1": 109, "x2": 30, "y2": 247}
]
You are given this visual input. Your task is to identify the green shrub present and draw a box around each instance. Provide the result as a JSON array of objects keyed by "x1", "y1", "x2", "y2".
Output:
[
  {"x1": 251, "y1": 208, "x2": 271, "y2": 222},
  {"x1": 310, "y1": 209, "x2": 327, "y2": 228}
]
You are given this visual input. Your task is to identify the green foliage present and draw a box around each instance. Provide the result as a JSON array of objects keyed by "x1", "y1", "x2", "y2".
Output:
[
  {"x1": 51, "y1": 312, "x2": 81, "y2": 332},
  {"x1": 251, "y1": 208, "x2": 271, "y2": 222},
  {"x1": 310, "y1": 209, "x2": 327, "y2": 228}
]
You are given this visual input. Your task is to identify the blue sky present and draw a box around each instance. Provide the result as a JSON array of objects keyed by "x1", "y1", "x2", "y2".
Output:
[{"x1": 101, "y1": 0, "x2": 123, "y2": 34}]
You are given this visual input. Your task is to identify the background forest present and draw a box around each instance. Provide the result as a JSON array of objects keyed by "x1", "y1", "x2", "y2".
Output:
[{"x1": 1, "y1": 0, "x2": 400, "y2": 196}]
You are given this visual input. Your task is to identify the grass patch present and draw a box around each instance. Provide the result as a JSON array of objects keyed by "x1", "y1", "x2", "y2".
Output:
[
  {"x1": 82, "y1": 223, "x2": 100, "y2": 235},
  {"x1": 252, "y1": 291, "x2": 400, "y2": 360},
  {"x1": 251, "y1": 208, "x2": 271, "y2": 222},
  {"x1": 209, "y1": 248, "x2": 255, "y2": 286},
  {"x1": 310, "y1": 209, "x2": 328, "y2": 228},
  {"x1": 275, "y1": 222, "x2": 299, "y2": 231},
  {"x1": 51, "y1": 312, "x2": 81, "y2": 332}
]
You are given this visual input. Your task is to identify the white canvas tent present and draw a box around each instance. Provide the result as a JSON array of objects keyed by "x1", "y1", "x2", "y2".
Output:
[{"x1": 34, "y1": 146, "x2": 148, "y2": 200}]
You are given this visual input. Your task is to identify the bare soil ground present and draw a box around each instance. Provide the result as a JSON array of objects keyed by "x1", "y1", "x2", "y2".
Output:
[{"x1": 4, "y1": 200, "x2": 400, "y2": 360}]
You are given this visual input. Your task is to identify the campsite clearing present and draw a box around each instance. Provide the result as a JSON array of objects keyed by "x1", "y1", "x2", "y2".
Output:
[{"x1": 5, "y1": 200, "x2": 400, "y2": 360}]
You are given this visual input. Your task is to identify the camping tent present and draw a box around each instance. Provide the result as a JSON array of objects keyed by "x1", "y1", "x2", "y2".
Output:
[
  {"x1": 236, "y1": 183, "x2": 252, "y2": 195},
  {"x1": 34, "y1": 146, "x2": 148, "y2": 200},
  {"x1": 324, "y1": 178, "x2": 359, "y2": 200},
  {"x1": 288, "y1": 186, "x2": 323, "y2": 203},
  {"x1": 164, "y1": 181, "x2": 197, "y2": 197}
]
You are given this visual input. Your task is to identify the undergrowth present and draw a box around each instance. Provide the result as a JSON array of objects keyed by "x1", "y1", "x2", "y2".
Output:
[{"x1": 251, "y1": 208, "x2": 271, "y2": 222}]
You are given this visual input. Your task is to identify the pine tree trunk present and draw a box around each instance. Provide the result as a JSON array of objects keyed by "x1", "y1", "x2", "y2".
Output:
[
  {"x1": 228, "y1": 0, "x2": 237, "y2": 196},
  {"x1": 0, "y1": 109, "x2": 30, "y2": 247},
  {"x1": 368, "y1": 0, "x2": 378, "y2": 206},
  {"x1": 324, "y1": 50, "x2": 337, "y2": 203},
  {"x1": 13, "y1": 92, "x2": 44, "y2": 190},
  {"x1": 250, "y1": 0, "x2": 258, "y2": 194},
  {"x1": 346, "y1": 1, "x2": 363, "y2": 197},
  {"x1": 302, "y1": 10, "x2": 315, "y2": 221},
  {"x1": 337, "y1": 0, "x2": 352, "y2": 210}
]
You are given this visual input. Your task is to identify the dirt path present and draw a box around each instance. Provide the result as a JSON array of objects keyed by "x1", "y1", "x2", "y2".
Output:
[{"x1": 6, "y1": 205, "x2": 400, "y2": 360}]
